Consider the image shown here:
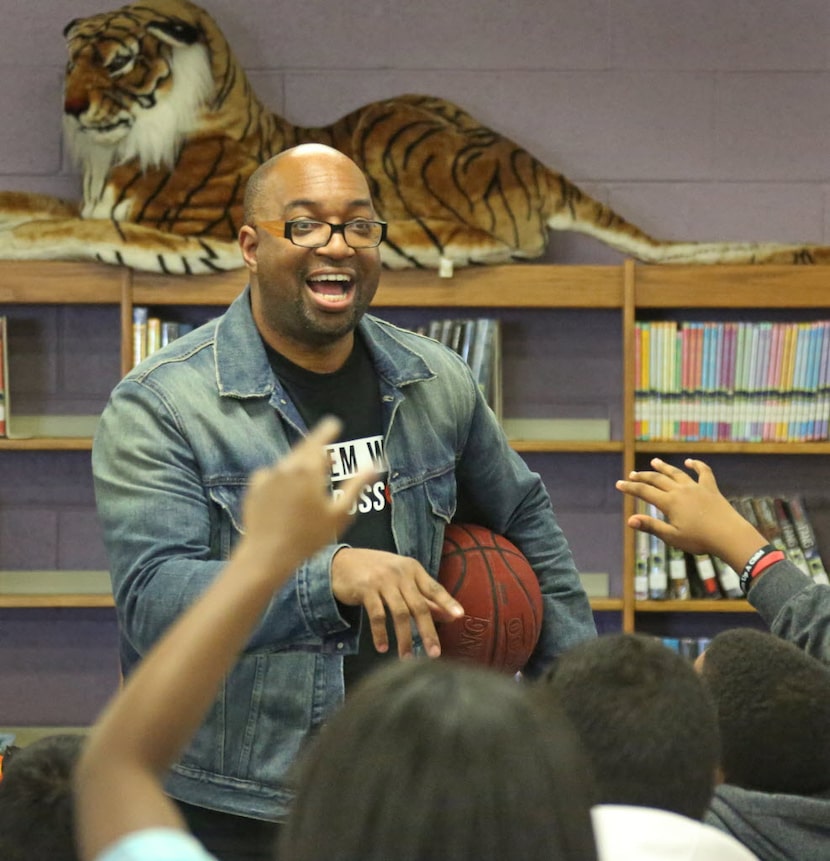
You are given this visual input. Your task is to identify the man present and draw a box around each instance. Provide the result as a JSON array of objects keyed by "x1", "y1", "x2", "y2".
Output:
[
  {"x1": 699, "y1": 628, "x2": 830, "y2": 861},
  {"x1": 92, "y1": 143, "x2": 596, "y2": 861},
  {"x1": 537, "y1": 633, "x2": 759, "y2": 860}
]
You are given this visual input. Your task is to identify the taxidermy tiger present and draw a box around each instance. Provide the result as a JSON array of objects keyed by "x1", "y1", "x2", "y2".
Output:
[{"x1": 0, "y1": 0, "x2": 827, "y2": 276}]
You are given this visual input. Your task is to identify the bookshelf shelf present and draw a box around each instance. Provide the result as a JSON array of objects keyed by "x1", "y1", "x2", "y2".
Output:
[
  {"x1": 131, "y1": 264, "x2": 624, "y2": 309},
  {"x1": 511, "y1": 440, "x2": 622, "y2": 453},
  {"x1": 0, "y1": 593, "x2": 114, "y2": 608},
  {"x1": 0, "y1": 437, "x2": 94, "y2": 450},
  {"x1": 635, "y1": 441, "x2": 830, "y2": 455},
  {"x1": 0, "y1": 433, "x2": 616, "y2": 454},
  {"x1": 635, "y1": 599, "x2": 755, "y2": 613},
  {"x1": 590, "y1": 598, "x2": 624, "y2": 612},
  {"x1": 3, "y1": 258, "x2": 829, "y2": 635}
]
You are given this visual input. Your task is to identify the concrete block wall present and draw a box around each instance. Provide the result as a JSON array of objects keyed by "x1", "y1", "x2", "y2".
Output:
[
  {"x1": 3, "y1": 0, "x2": 830, "y2": 259},
  {"x1": 0, "y1": 0, "x2": 824, "y2": 723}
]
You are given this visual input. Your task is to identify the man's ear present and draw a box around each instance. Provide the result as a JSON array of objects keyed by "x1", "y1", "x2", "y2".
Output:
[{"x1": 239, "y1": 225, "x2": 258, "y2": 271}]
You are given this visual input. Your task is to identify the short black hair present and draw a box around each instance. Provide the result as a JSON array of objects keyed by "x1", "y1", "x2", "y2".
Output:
[
  {"x1": 537, "y1": 633, "x2": 720, "y2": 820},
  {"x1": 0, "y1": 733, "x2": 86, "y2": 861},
  {"x1": 700, "y1": 628, "x2": 830, "y2": 794}
]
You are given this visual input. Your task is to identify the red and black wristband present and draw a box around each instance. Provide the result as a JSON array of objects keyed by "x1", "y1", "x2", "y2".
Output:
[{"x1": 739, "y1": 544, "x2": 786, "y2": 596}]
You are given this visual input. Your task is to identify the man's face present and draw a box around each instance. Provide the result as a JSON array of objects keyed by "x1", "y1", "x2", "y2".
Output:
[{"x1": 242, "y1": 151, "x2": 382, "y2": 357}]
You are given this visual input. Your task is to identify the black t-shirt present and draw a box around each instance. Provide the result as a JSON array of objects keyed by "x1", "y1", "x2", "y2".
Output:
[{"x1": 265, "y1": 334, "x2": 397, "y2": 688}]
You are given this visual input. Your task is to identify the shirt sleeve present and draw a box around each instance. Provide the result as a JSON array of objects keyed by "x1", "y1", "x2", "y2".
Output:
[
  {"x1": 96, "y1": 828, "x2": 218, "y2": 861},
  {"x1": 748, "y1": 559, "x2": 830, "y2": 664}
]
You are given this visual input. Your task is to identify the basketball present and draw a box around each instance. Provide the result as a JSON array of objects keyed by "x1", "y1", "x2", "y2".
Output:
[{"x1": 436, "y1": 523, "x2": 544, "y2": 674}]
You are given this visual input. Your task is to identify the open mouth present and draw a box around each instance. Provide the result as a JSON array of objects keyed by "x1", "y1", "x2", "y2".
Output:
[{"x1": 307, "y1": 272, "x2": 354, "y2": 306}]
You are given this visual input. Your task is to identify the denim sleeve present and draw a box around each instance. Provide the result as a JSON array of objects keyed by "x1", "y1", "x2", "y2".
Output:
[
  {"x1": 452, "y1": 374, "x2": 597, "y2": 676},
  {"x1": 748, "y1": 560, "x2": 830, "y2": 664},
  {"x1": 92, "y1": 379, "x2": 352, "y2": 658}
]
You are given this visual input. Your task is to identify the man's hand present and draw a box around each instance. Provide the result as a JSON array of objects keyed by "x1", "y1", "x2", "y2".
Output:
[{"x1": 331, "y1": 547, "x2": 464, "y2": 658}]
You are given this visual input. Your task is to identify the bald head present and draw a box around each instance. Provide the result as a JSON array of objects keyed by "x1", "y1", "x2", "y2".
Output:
[{"x1": 243, "y1": 145, "x2": 372, "y2": 226}]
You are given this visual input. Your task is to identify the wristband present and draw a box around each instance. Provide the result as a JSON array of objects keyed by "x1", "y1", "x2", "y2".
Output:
[{"x1": 739, "y1": 544, "x2": 785, "y2": 595}]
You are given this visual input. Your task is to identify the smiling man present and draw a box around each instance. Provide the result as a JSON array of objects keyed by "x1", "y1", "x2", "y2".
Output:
[{"x1": 91, "y1": 143, "x2": 596, "y2": 861}]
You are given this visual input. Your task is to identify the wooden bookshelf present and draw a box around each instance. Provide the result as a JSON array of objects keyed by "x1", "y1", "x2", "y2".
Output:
[{"x1": 3, "y1": 258, "x2": 830, "y2": 628}]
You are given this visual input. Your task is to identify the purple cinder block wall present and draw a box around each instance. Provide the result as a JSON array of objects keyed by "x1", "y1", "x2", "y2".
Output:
[{"x1": 0, "y1": 0, "x2": 826, "y2": 724}]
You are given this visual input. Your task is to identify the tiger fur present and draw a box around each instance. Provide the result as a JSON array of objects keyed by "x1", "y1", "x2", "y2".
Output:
[{"x1": 0, "y1": 0, "x2": 827, "y2": 275}]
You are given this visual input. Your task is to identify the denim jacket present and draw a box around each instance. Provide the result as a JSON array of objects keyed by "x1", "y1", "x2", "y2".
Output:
[{"x1": 92, "y1": 286, "x2": 596, "y2": 821}]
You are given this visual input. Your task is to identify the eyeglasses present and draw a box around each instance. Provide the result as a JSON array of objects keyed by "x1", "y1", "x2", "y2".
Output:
[{"x1": 256, "y1": 219, "x2": 388, "y2": 249}]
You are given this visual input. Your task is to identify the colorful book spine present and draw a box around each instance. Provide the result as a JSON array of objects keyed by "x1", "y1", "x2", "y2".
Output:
[
  {"x1": 692, "y1": 554, "x2": 722, "y2": 599},
  {"x1": 722, "y1": 321, "x2": 738, "y2": 441},
  {"x1": 734, "y1": 322, "x2": 751, "y2": 442},
  {"x1": 753, "y1": 322, "x2": 772, "y2": 442},
  {"x1": 641, "y1": 322, "x2": 651, "y2": 441},
  {"x1": 764, "y1": 322, "x2": 784, "y2": 442},
  {"x1": 634, "y1": 322, "x2": 643, "y2": 439}
]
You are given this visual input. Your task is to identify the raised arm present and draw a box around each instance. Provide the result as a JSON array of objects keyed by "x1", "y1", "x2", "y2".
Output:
[
  {"x1": 617, "y1": 457, "x2": 830, "y2": 662},
  {"x1": 74, "y1": 417, "x2": 373, "y2": 861},
  {"x1": 615, "y1": 457, "x2": 767, "y2": 573}
]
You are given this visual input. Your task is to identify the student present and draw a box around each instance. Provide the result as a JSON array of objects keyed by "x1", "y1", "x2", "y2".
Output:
[
  {"x1": 280, "y1": 659, "x2": 598, "y2": 861},
  {"x1": 91, "y1": 142, "x2": 596, "y2": 858},
  {"x1": 0, "y1": 733, "x2": 85, "y2": 861},
  {"x1": 536, "y1": 632, "x2": 759, "y2": 861},
  {"x1": 698, "y1": 628, "x2": 830, "y2": 861},
  {"x1": 74, "y1": 418, "x2": 598, "y2": 861},
  {"x1": 616, "y1": 457, "x2": 830, "y2": 662}
]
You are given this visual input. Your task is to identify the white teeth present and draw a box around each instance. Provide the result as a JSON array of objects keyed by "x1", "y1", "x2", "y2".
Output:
[{"x1": 313, "y1": 273, "x2": 350, "y2": 282}]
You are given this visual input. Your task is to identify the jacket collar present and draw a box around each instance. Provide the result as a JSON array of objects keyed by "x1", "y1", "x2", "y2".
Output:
[{"x1": 214, "y1": 285, "x2": 435, "y2": 398}]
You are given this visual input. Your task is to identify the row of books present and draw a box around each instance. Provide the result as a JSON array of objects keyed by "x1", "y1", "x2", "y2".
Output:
[
  {"x1": 660, "y1": 636, "x2": 712, "y2": 661},
  {"x1": 132, "y1": 307, "x2": 194, "y2": 367},
  {"x1": 413, "y1": 317, "x2": 502, "y2": 419},
  {"x1": 635, "y1": 320, "x2": 830, "y2": 442},
  {"x1": 635, "y1": 493, "x2": 830, "y2": 601},
  {"x1": 131, "y1": 311, "x2": 504, "y2": 420}
]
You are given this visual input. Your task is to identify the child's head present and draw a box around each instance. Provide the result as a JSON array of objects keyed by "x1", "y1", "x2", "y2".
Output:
[
  {"x1": 699, "y1": 628, "x2": 830, "y2": 794},
  {"x1": 280, "y1": 658, "x2": 598, "y2": 861},
  {"x1": 0, "y1": 733, "x2": 86, "y2": 861},
  {"x1": 537, "y1": 632, "x2": 720, "y2": 820}
]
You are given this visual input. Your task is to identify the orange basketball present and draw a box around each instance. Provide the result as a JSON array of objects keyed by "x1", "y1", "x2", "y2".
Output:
[{"x1": 437, "y1": 523, "x2": 544, "y2": 674}]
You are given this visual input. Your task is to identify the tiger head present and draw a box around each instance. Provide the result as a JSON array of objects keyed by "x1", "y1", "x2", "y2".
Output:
[{"x1": 62, "y1": 0, "x2": 239, "y2": 172}]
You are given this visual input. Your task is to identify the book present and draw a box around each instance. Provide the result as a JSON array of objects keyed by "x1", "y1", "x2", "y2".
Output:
[
  {"x1": 0, "y1": 316, "x2": 35, "y2": 440},
  {"x1": 468, "y1": 317, "x2": 502, "y2": 418},
  {"x1": 160, "y1": 321, "x2": 181, "y2": 347},
  {"x1": 647, "y1": 504, "x2": 668, "y2": 600},
  {"x1": 634, "y1": 500, "x2": 650, "y2": 601},
  {"x1": 691, "y1": 554, "x2": 723, "y2": 599},
  {"x1": 132, "y1": 305, "x2": 149, "y2": 367},
  {"x1": 784, "y1": 495, "x2": 830, "y2": 586},
  {"x1": 668, "y1": 545, "x2": 690, "y2": 600},
  {"x1": 146, "y1": 316, "x2": 162, "y2": 357},
  {"x1": 772, "y1": 496, "x2": 812, "y2": 578},
  {"x1": 750, "y1": 495, "x2": 788, "y2": 556},
  {"x1": 0, "y1": 316, "x2": 6, "y2": 436},
  {"x1": 711, "y1": 555, "x2": 742, "y2": 599}
]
